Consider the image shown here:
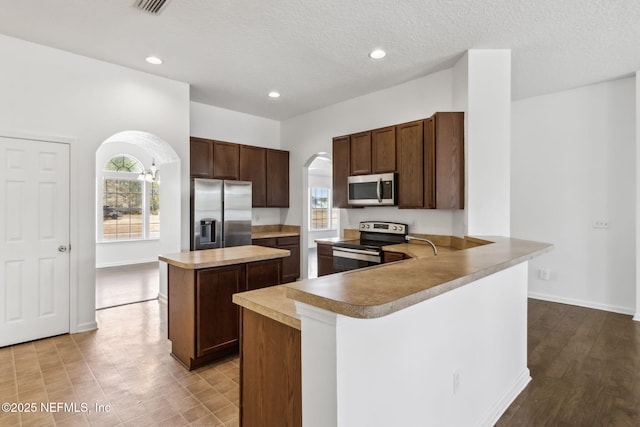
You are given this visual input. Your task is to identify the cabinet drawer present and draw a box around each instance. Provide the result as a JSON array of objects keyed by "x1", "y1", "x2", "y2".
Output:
[
  {"x1": 252, "y1": 238, "x2": 277, "y2": 248},
  {"x1": 277, "y1": 236, "x2": 299, "y2": 246}
]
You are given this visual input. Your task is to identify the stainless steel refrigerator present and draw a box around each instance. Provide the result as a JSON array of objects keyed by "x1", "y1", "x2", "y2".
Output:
[{"x1": 191, "y1": 178, "x2": 252, "y2": 250}]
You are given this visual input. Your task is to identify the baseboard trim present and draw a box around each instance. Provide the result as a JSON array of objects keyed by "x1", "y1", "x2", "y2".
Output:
[
  {"x1": 74, "y1": 321, "x2": 98, "y2": 333},
  {"x1": 480, "y1": 368, "x2": 531, "y2": 427},
  {"x1": 528, "y1": 292, "x2": 635, "y2": 316},
  {"x1": 96, "y1": 258, "x2": 159, "y2": 269},
  {"x1": 158, "y1": 292, "x2": 168, "y2": 304}
]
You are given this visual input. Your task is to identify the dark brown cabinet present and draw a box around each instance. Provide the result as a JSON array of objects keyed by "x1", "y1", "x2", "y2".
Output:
[
  {"x1": 333, "y1": 112, "x2": 463, "y2": 210},
  {"x1": 167, "y1": 258, "x2": 282, "y2": 370},
  {"x1": 383, "y1": 251, "x2": 405, "y2": 263},
  {"x1": 252, "y1": 236, "x2": 300, "y2": 283},
  {"x1": 196, "y1": 265, "x2": 244, "y2": 358},
  {"x1": 317, "y1": 242, "x2": 334, "y2": 276},
  {"x1": 396, "y1": 120, "x2": 428, "y2": 208},
  {"x1": 372, "y1": 126, "x2": 396, "y2": 173},
  {"x1": 190, "y1": 138, "x2": 290, "y2": 208},
  {"x1": 433, "y1": 112, "x2": 464, "y2": 209},
  {"x1": 266, "y1": 149, "x2": 290, "y2": 207},
  {"x1": 240, "y1": 145, "x2": 267, "y2": 207},
  {"x1": 190, "y1": 137, "x2": 214, "y2": 178},
  {"x1": 213, "y1": 140, "x2": 240, "y2": 180},
  {"x1": 332, "y1": 135, "x2": 350, "y2": 208},
  {"x1": 350, "y1": 131, "x2": 372, "y2": 175},
  {"x1": 240, "y1": 308, "x2": 301, "y2": 427}
]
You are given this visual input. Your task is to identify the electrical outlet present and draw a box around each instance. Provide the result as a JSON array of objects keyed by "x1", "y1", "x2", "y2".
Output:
[
  {"x1": 453, "y1": 370, "x2": 460, "y2": 395},
  {"x1": 538, "y1": 267, "x2": 551, "y2": 281},
  {"x1": 593, "y1": 220, "x2": 609, "y2": 229}
]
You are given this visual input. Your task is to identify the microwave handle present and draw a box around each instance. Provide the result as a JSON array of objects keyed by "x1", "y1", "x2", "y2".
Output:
[{"x1": 376, "y1": 177, "x2": 382, "y2": 203}]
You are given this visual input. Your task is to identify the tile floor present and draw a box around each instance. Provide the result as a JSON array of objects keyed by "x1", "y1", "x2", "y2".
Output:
[
  {"x1": 0, "y1": 301, "x2": 239, "y2": 426},
  {"x1": 95, "y1": 262, "x2": 159, "y2": 309}
]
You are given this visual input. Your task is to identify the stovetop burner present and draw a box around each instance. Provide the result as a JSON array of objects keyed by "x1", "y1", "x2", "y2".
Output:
[{"x1": 333, "y1": 221, "x2": 408, "y2": 252}]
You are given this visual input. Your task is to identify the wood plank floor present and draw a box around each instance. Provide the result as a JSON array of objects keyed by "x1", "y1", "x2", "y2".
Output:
[
  {"x1": 497, "y1": 298, "x2": 640, "y2": 426},
  {"x1": 1, "y1": 294, "x2": 638, "y2": 425}
]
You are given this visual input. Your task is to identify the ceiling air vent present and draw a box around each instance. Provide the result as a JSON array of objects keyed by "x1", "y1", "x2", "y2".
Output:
[{"x1": 135, "y1": 0, "x2": 172, "y2": 14}]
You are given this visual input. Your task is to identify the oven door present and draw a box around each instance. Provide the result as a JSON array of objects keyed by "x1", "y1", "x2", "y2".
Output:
[{"x1": 332, "y1": 247, "x2": 381, "y2": 273}]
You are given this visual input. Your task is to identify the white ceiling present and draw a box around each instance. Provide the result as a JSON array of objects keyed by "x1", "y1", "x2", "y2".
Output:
[{"x1": 1, "y1": 0, "x2": 638, "y2": 120}]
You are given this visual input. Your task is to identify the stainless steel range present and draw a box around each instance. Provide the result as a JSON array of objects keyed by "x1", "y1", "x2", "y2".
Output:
[{"x1": 333, "y1": 221, "x2": 408, "y2": 273}]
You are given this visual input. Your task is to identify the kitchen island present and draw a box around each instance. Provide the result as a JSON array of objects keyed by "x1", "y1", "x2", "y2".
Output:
[
  {"x1": 159, "y1": 245, "x2": 290, "y2": 370},
  {"x1": 233, "y1": 236, "x2": 552, "y2": 427}
]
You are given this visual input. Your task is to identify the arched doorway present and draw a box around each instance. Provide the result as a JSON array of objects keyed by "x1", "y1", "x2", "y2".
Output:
[
  {"x1": 95, "y1": 131, "x2": 180, "y2": 308},
  {"x1": 303, "y1": 152, "x2": 338, "y2": 279}
]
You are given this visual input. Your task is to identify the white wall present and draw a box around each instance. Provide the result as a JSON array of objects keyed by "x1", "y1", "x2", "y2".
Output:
[
  {"x1": 297, "y1": 263, "x2": 530, "y2": 427},
  {"x1": 512, "y1": 77, "x2": 636, "y2": 314},
  {"x1": 463, "y1": 50, "x2": 512, "y2": 236},
  {"x1": 281, "y1": 69, "x2": 456, "y2": 235},
  {"x1": 0, "y1": 34, "x2": 190, "y2": 332},
  {"x1": 189, "y1": 101, "x2": 283, "y2": 226}
]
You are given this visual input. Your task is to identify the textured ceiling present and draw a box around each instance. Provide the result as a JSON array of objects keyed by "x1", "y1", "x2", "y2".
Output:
[{"x1": 0, "y1": 0, "x2": 638, "y2": 120}]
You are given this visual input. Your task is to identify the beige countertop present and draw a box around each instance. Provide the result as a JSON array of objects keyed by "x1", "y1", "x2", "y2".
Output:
[
  {"x1": 251, "y1": 224, "x2": 300, "y2": 240},
  {"x1": 252, "y1": 231, "x2": 300, "y2": 239},
  {"x1": 159, "y1": 245, "x2": 290, "y2": 270},
  {"x1": 286, "y1": 236, "x2": 552, "y2": 319},
  {"x1": 232, "y1": 285, "x2": 300, "y2": 330}
]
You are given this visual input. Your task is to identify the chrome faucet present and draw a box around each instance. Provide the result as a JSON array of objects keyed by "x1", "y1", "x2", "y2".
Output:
[{"x1": 405, "y1": 235, "x2": 438, "y2": 256}]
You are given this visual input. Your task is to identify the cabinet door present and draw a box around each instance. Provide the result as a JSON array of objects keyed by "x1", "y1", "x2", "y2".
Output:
[
  {"x1": 240, "y1": 145, "x2": 267, "y2": 207},
  {"x1": 213, "y1": 141, "x2": 240, "y2": 179},
  {"x1": 332, "y1": 136, "x2": 350, "y2": 208},
  {"x1": 190, "y1": 137, "x2": 214, "y2": 178},
  {"x1": 266, "y1": 149, "x2": 289, "y2": 207},
  {"x1": 278, "y1": 236, "x2": 300, "y2": 283},
  {"x1": 350, "y1": 131, "x2": 372, "y2": 175},
  {"x1": 196, "y1": 265, "x2": 245, "y2": 357},
  {"x1": 396, "y1": 121, "x2": 425, "y2": 208},
  {"x1": 246, "y1": 259, "x2": 282, "y2": 291},
  {"x1": 372, "y1": 126, "x2": 396, "y2": 173},
  {"x1": 423, "y1": 117, "x2": 436, "y2": 209},
  {"x1": 434, "y1": 112, "x2": 465, "y2": 209},
  {"x1": 317, "y1": 243, "x2": 334, "y2": 276}
]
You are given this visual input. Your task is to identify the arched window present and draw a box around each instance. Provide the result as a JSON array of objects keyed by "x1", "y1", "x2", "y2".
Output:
[{"x1": 100, "y1": 154, "x2": 160, "y2": 241}]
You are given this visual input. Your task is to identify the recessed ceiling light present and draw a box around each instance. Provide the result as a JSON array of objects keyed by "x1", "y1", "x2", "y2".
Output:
[
  {"x1": 268, "y1": 91, "x2": 280, "y2": 98},
  {"x1": 145, "y1": 56, "x2": 163, "y2": 65},
  {"x1": 369, "y1": 49, "x2": 386, "y2": 60}
]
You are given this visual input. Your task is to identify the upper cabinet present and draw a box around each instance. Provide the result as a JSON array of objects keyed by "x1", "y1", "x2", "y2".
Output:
[
  {"x1": 266, "y1": 149, "x2": 289, "y2": 208},
  {"x1": 350, "y1": 131, "x2": 372, "y2": 175},
  {"x1": 190, "y1": 137, "x2": 290, "y2": 208},
  {"x1": 332, "y1": 135, "x2": 350, "y2": 209},
  {"x1": 239, "y1": 145, "x2": 267, "y2": 207},
  {"x1": 433, "y1": 112, "x2": 464, "y2": 209},
  {"x1": 372, "y1": 126, "x2": 396, "y2": 173},
  {"x1": 332, "y1": 112, "x2": 464, "y2": 210},
  {"x1": 213, "y1": 141, "x2": 240, "y2": 180},
  {"x1": 190, "y1": 137, "x2": 214, "y2": 178}
]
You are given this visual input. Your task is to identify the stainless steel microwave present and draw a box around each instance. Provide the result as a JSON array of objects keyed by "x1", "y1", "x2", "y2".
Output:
[{"x1": 347, "y1": 173, "x2": 396, "y2": 206}]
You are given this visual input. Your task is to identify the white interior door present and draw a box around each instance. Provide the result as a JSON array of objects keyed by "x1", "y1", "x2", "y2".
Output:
[{"x1": 0, "y1": 136, "x2": 70, "y2": 347}]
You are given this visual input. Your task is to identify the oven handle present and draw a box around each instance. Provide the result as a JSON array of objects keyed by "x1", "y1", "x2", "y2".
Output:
[
  {"x1": 333, "y1": 247, "x2": 379, "y2": 256},
  {"x1": 333, "y1": 247, "x2": 381, "y2": 263},
  {"x1": 377, "y1": 177, "x2": 382, "y2": 203}
]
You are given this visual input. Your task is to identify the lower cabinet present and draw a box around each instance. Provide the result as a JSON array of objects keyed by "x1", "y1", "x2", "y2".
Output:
[
  {"x1": 240, "y1": 308, "x2": 301, "y2": 427},
  {"x1": 317, "y1": 242, "x2": 334, "y2": 276},
  {"x1": 252, "y1": 236, "x2": 300, "y2": 283},
  {"x1": 383, "y1": 251, "x2": 405, "y2": 263},
  {"x1": 168, "y1": 258, "x2": 282, "y2": 370}
]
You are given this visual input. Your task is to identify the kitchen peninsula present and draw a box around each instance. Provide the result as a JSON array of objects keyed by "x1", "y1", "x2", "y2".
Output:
[
  {"x1": 233, "y1": 236, "x2": 552, "y2": 427},
  {"x1": 159, "y1": 245, "x2": 289, "y2": 370}
]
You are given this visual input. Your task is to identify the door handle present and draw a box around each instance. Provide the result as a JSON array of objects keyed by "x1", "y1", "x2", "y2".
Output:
[{"x1": 58, "y1": 245, "x2": 68, "y2": 253}]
